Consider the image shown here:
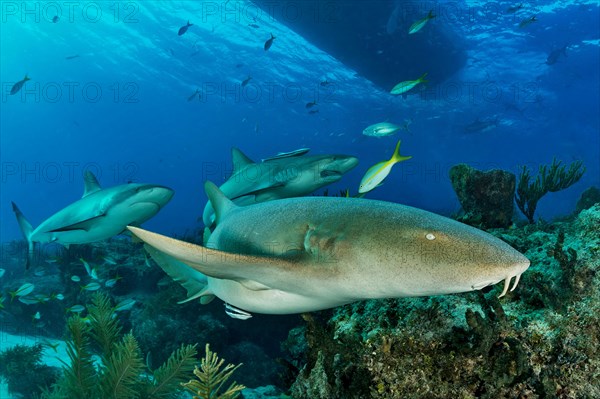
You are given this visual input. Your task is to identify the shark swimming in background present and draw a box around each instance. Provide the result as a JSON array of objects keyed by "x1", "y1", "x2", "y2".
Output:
[
  {"x1": 130, "y1": 181, "x2": 530, "y2": 320},
  {"x1": 12, "y1": 171, "x2": 174, "y2": 268},
  {"x1": 201, "y1": 148, "x2": 358, "y2": 227}
]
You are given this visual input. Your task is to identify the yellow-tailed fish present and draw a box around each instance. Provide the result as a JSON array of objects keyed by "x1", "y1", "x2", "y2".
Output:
[
  {"x1": 67, "y1": 304, "x2": 85, "y2": 313},
  {"x1": 19, "y1": 297, "x2": 39, "y2": 305},
  {"x1": 390, "y1": 73, "x2": 427, "y2": 95},
  {"x1": 104, "y1": 276, "x2": 122, "y2": 288},
  {"x1": 43, "y1": 340, "x2": 60, "y2": 352},
  {"x1": 51, "y1": 293, "x2": 65, "y2": 301},
  {"x1": 408, "y1": 10, "x2": 435, "y2": 34},
  {"x1": 9, "y1": 283, "x2": 35, "y2": 301},
  {"x1": 518, "y1": 15, "x2": 537, "y2": 29},
  {"x1": 115, "y1": 298, "x2": 136, "y2": 312},
  {"x1": 359, "y1": 141, "x2": 412, "y2": 194},
  {"x1": 103, "y1": 256, "x2": 117, "y2": 265},
  {"x1": 81, "y1": 282, "x2": 101, "y2": 291}
]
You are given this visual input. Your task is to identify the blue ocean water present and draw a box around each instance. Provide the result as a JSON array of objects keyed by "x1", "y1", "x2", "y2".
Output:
[
  {"x1": 1, "y1": 0, "x2": 598, "y2": 243},
  {"x1": 0, "y1": 1, "x2": 599, "y2": 397}
]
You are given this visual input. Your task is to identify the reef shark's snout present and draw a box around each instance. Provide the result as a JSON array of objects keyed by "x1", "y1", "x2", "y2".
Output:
[
  {"x1": 317, "y1": 155, "x2": 359, "y2": 183},
  {"x1": 130, "y1": 184, "x2": 174, "y2": 209}
]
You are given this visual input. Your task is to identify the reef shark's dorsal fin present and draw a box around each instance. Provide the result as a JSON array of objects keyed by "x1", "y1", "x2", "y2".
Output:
[
  {"x1": 82, "y1": 171, "x2": 102, "y2": 198},
  {"x1": 205, "y1": 181, "x2": 237, "y2": 225},
  {"x1": 231, "y1": 147, "x2": 255, "y2": 175}
]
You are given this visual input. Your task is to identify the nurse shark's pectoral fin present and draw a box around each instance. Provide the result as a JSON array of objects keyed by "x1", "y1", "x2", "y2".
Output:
[
  {"x1": 144, "y1": 244, "x2": 215, "y2": 304},
  {"x1": 128, "y1": 226, "x2": 295, "y2": 286}
]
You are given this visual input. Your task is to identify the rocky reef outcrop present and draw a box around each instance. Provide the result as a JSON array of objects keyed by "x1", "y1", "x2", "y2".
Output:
[
  {"x1": 285, "y1": 204, "x2": 600, "y2": 398},
  {"x1": 449, "y1": 164, "x2": 516, "y2": 228}
]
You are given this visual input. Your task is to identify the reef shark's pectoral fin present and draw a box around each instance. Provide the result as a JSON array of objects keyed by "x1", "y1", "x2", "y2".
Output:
[
  {"x1": 82, "y1": 171, "x2": 102, "y2": 198},
  {"x1": 232, "y1": 183, "x2": 287, "y2": 204},
  {"x1": 144, "y1": 244, "x2": 215, "y2": 304},
  {"x1": 129, "y1": 226, "x2": 293, "y2": 285},
  {"x1": 48, "y1": 214, "x2": 106, "y2": 233}
]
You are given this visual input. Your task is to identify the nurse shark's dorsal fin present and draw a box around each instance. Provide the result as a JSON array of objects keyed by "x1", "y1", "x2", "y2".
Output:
[
  {"x1": 82, "y1": 171, "x2": 102, "y2": 198},
  {"x1": 231, "y1": 148, "x2": 255, "y2": 175},
  {"x1": 204, "y1": 181, "x2": 237, "y2": 225}
]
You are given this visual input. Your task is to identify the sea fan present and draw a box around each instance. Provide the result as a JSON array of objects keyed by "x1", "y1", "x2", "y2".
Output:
[
  {"x1": 99, "y1": 333, "x2": 145, "y2": 399},
  {"x1": 182, "y1": 344, "x2": 245, "y2": 399},
  {"x1": 143, "y1": 344, "x2": 198, "y2": 398}
]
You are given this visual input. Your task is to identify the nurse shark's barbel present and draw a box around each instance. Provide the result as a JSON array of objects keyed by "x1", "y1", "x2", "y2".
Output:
[
  {"x1": 130, "y1": 182, "x2": 530, "y2": 320},
  {"x1": 12, "y1": 171, "x2": 173, "y2": 268}
]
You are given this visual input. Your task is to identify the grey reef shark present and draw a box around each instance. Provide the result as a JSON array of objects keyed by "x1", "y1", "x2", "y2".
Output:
[
  {"x1": 12, "y1": 171, "x2": 173, "y2": 268},
  {"x1": 130, "y1": 181, "x2": 530, "y2": 320},
  {"x1": 202, "y1": 147, "x2": 358, "y2": 227}
]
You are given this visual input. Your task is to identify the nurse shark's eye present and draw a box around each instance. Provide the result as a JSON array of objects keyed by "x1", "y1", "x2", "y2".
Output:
[{"x1": 425, "y1": 233, "x2": 436, "y2": 241}]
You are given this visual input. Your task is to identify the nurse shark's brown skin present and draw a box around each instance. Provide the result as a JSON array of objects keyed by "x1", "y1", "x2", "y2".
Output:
[{"x1": 130, "y1": 182, "x2": 529, "y2": 319}]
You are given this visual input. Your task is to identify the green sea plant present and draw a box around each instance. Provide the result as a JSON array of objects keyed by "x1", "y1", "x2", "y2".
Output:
[
  {"x1": 515, "y1": 158, "x2": 585, "y2": 223},
  {"x1": 0, "y1": 343, "x2": 58, "y2": 398},
  {"x1": 182, "y1": 343, "x2": 245, "y2": 399},
  {"x1": 41, "y1": 293, "x2": 198, "y2": 399}
]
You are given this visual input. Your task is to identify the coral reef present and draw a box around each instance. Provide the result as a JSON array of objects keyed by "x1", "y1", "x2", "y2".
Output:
[
  {"x1": 285, "y1": 205, "x2": 600, "y2": 398},
  {"x1": 515, "y1": 158, "x2": 585, "y2": 223},
  {"x1": 575, "y1": 186, "x2": 600, "y2": 214},
  {"x1": 0, "y1": 235, "x2": 293, "y2": 391},
  {"x1": 449, "y1": 164, "x2": 516, "y2": 228}
]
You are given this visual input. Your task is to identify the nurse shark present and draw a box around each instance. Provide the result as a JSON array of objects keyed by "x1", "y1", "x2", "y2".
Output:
[{"x1": 131, "y1": 182, "x2": 529, "y2": 319}]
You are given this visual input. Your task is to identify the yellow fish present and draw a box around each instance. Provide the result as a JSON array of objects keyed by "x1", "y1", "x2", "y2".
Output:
[
  {"x1": 390, "y1": 73, "x2": 427, "y2": 95},
  {"x1": 359, "y1": 140, "x2": 412, "y2": 193},
  {"x1": 409, "y1": 10, "x2": 435, "y2": 34}
]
